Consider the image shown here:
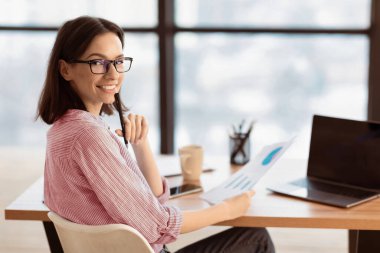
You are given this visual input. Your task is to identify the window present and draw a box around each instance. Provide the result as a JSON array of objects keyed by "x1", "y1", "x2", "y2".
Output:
[
  {"x1": 176, "y1": 33, "x2": 368, "y2": 157},
  {"x1": 1, "y1": 0, "x2": 379, "y2": 158},
  {"x1": 174, "y1": 0, "x2": 371, "y2": 158},
  {"x1": 0, "y1": 0, "x2": 157, "y2": 27},
  {"x1": 0, "y1": 32, "x2": 54, "y2": 146},
  {"x1": 176, "y1": 0, "x2": 370, "y2": 28},
  {"x1": 0, "y1": 2, "x2": 159, "y2": 152}
]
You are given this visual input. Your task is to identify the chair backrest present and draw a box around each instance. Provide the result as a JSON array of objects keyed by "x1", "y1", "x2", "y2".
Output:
[{"x1": 48, "y1": 211, "x2": 154, "y2": 253}]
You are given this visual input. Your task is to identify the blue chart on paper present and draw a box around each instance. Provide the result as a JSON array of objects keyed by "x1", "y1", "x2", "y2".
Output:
[
  {"x1": 262, "y1": 147, "x2": 283, "y2": 166},
  {"x1": 202, "y1": 140, "x2": 293, "y2": 204}
]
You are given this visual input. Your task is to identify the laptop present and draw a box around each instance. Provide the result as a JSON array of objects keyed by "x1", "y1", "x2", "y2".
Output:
[{"x1": 268, "y1": 115, "x2": 380, "y2": 208}]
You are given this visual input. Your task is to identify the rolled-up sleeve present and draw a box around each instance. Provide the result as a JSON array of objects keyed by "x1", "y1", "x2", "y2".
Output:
[
  {"x1": 71, "y1": 127, "x2": 182, "y2": 244},
  {"x1": 157, "y1": 177, "x2": 170, "y2": 204}
]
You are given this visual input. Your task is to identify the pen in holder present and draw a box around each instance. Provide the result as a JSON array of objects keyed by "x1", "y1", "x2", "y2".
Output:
[
  {"x1": 229, "y1": 120, "x2": 254, "y2": 165},
  {"x1": 114, "y1": 93, "x2": 129, "y2": 148}
]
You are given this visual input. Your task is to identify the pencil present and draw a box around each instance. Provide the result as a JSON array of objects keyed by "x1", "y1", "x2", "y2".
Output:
[{"x1": 114, "y1": 93, "x2": 129, "y2": 148}]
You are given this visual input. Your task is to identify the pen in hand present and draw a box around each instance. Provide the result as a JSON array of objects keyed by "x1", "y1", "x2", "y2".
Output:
[{"x1": 114, "y1": 93, "x2": 129, "y2": 148}]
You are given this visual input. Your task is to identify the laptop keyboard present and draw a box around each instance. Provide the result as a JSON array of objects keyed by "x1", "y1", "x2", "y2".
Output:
[{"x1": 291, "y1": 178, "x2": 378, "y2": 199}]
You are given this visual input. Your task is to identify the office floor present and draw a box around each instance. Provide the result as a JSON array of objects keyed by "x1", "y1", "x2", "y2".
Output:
[{"x1": 1, "y1": 147, "x2": 348, "y2": 253}]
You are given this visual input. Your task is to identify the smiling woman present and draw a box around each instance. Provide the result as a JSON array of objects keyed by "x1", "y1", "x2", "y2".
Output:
[
  {"x1": 35, "y1": 15, "x2": 275, "y2": 253},
  {"x1": 59, "y1": 32, "x2": 127, "y2": 115},
  {"x1": 37, "y1": 17, "x2": 128, "y2": 123}
]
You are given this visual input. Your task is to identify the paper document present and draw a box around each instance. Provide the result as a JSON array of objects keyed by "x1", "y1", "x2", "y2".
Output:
[{"x1": 201, "y1": 139, "x2": 293, "y2": 204}]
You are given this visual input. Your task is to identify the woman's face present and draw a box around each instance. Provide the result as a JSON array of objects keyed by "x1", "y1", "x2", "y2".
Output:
[{"x1": 64, "y1": 32, "x2": 124, "y2": 115}]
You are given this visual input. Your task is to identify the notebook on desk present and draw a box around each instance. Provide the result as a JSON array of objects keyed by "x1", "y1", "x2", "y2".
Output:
[{"x1": 268, "y1": 115, "x2": 380, "y2": 208}]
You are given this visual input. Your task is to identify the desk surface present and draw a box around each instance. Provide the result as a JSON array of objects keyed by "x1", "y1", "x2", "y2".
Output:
[{"x1": 5, "y1": 157, "x2": 380, "y2": 230}]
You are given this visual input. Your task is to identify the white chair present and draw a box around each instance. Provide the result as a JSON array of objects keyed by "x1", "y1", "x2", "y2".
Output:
[{"x1": 47, "y1": 211, "x2": 154, "y2": 253}]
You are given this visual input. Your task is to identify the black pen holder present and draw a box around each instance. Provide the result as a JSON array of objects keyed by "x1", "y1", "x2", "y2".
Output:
[{"x1": 229, "y1": 133, "x2": 251, "y2": 165}]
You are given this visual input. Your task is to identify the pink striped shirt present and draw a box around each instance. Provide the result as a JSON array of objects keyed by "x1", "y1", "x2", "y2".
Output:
[{"x1": 44, "y1": 109, "x2": 182, "y2": 253}]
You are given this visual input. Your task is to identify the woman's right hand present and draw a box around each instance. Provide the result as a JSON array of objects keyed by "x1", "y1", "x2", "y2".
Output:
[
  {"x1": 180, "y1": 190, "x2": 256, "y2": 234},
  {"x1": 115, "y1": 113, "x2": 149, "y2": 145},
  {"x1": 222, "y1": 190, "x2": 255, "y2": 220}
]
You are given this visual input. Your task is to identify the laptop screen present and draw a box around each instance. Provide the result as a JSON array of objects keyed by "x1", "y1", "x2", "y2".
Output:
[{"x1": 307, "y1": 115, "x2": 380, "y2": 190}]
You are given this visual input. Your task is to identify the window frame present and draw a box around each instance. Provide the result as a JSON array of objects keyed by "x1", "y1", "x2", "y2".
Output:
[{"x1": 1, "y1": 0, "x2": 379, "y2": 154}]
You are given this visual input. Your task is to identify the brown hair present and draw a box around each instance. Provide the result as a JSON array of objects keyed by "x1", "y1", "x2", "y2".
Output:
[{"x1": 36, "y1": 16, "x2": 128, "y2": 124}]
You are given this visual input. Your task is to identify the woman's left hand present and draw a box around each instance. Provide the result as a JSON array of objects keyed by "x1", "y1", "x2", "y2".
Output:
[{"x1": 115, "y1": 113, "x2": 149, "y2": 145}]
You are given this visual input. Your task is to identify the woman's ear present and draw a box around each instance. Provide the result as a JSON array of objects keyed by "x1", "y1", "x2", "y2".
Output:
[{"x1": 59, "y1": 60, "x2": 72, "y2": 81}]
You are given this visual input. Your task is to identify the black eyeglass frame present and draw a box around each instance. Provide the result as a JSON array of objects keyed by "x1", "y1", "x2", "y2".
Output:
[{"x1": 68, "y1": 56, "x2": 133, "y2": 74}]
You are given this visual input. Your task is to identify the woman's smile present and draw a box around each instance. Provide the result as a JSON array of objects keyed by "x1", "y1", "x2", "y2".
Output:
[{"x1": 97, "y1": 84, "x2": 118, "y2": 93}]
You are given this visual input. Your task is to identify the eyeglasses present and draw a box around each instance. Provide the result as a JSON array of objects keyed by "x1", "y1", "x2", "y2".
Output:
[{"x1": 68, "y1": 57, "x2": 133, "y2": 74}]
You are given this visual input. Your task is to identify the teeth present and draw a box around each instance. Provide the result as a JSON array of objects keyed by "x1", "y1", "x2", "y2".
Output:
[{"x1": 100, "y1": 85, "x2": 116, "y2": 90}]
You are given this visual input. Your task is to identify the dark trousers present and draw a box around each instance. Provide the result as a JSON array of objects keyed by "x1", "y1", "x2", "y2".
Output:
[{"x1": 170, "y1": 227, "x2": 275, "y2": 253}]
